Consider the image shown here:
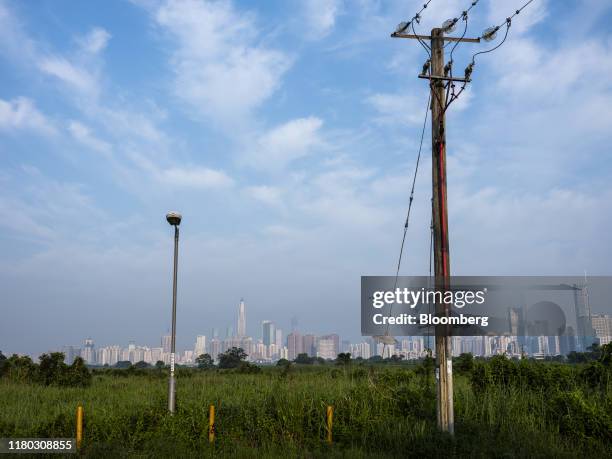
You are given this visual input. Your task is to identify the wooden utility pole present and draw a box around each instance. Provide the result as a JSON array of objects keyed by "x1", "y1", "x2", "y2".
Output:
[
  {"x1": 430, "y1": 28, "x2": 453, "y2": 433},
  {"x1": 391, "y1": 27, "x2": 480, "y2": 434}
]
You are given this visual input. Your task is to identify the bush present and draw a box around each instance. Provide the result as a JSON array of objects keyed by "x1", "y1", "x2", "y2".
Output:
[
  {"x1": 549, "y1": 391, "x2": 612, "y2": 442},
  {"x1": 1, "y1": 353, "x2": 91, "y2": 387},
  {"x1": 236, "y1": 361, "x2": 261, "y2": 374}
]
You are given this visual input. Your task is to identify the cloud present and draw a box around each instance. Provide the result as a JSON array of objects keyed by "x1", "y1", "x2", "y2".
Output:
[
  {"x1": 486, "y1": 0, "x2": 548, "y2": 37},
  {"x1": 246, "y1": 185, "x2": 283, "y2": 207},
  {"x1": 244, "y1": 117, "x2": 324, "y2": 170},
  {"x1": 0, "y1": 6, "x2": 103, "y2": 98},
  {"x1": 79, "y1": 27, "x2": 111, "y2": 54},
  {"x1": 0, "y1": 97, "x2": 56, "y2": 136},
  {"x1": 366, "y1": 92, "x2": 428, "y2": 125},
  {"x1": 147, "y1": 0, "x2": 292, "y2": 124},
  {"x1": 302, "y1": 0, "x2": 343, "y2": 39},
  {"x1": 68, "y1": 120, "x2": 112, "y2": 156},
  {"x1": 37, "y1": 56, "x2": 98, "y2": 95},
  {"x1": 161, "y1": 166, "x2": 234, "y2": 188},
  {"x1": 0, "y1": 166, "x2": 105, "y2": 244}
]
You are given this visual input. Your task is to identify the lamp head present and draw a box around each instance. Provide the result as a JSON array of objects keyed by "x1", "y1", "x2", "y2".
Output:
[{"x1": 166, "y1": 211, "x2": 182, "y2": 226}]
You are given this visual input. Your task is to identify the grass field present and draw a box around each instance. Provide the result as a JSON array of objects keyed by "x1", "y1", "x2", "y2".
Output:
[{"x1": 1, "y1": 363, "x2": 611, "y2": 458}]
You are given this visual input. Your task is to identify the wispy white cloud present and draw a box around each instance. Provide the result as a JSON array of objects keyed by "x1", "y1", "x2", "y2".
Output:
[
  {"x1": 146, "y1": 0, "x2": 292, "y2": 125},
  {"x1": 0, "y1": 97, "x2": 56, "y2": 136},
  {"x1": 68, "y1": 120, "x2": 112, "y2": 156},
  {"x1": 79, "y1": 27, "x2": 112, "y2": 54},
  {"x1": 244, "y1": 117, "x2": 324, "y2": 170},
  {"x1": 245, "y1": 185, "x2": 283, "y2": 207},
  {"x1": 161, "y1": 166, "x2": 234, "y2": 188},
  {"x1": 302, "y1": 0, "x2": 343, "y2": 39},
  {"x1": 366, "y1": 92, "x2": 427, "y2": 125},
  {"x1": 38, "y1": 56, "x2": 98, "y2": 95}
]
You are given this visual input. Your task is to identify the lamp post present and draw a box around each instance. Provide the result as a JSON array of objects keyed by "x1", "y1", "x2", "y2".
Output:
[{"x1": 166, "y1": 211, "x2": 181, "y2": 414}]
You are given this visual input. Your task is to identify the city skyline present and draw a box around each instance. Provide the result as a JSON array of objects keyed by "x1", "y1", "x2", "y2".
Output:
[
  {"x1": 2, "y1": 1, "x2": 612, "y2": 358},
  {"x1": 9, "y1": 295, "x2": 611, "y2": 364}
]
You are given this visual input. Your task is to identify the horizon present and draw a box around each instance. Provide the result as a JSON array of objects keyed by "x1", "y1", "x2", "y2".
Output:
[{"x1": 1, "y1": 0, "x2": 612, "y2": 357}]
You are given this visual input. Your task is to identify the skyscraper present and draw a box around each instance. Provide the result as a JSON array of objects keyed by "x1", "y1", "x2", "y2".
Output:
[
  {"x1": 194, "y1": 335, "x2": 207, "y2": 357},
  {"x1": 275, "y1": 328, "x2": 283, "y2": 348},
  {"x1": 81, "y1": 338, "x2": 95, "y2": 364},
  {"x1": 303, "y1": 334, "x2": 316, "y2": 357},
  {"x1": 161, "y1": 335, "x2": 171, "y2": 353},
  {"x1": 287, "y1": 332, "x2": 303, "y2": 360},
  {"x1": 237, "y1": 298, "x2": 246, "y2": 338},
  {"x1": 262, "y1": 320, "x2": 275, "y2": 347},
  {"x1": 591, "y1": 314, "x2": 612, "y2": 345}
]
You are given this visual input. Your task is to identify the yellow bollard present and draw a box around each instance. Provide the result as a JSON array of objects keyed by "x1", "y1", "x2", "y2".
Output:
[
  {"x1": 208, "y1": 405, "x2": 215, "y2": 444},
  {"x1": 76, "y1": 405, "x2": 83, "y2": 449},
  {"x1": 326, "y1": 405, "x2": 333, "y2": 444}
]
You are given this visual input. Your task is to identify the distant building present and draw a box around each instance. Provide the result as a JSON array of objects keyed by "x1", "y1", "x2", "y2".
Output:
[
  {"x1": 302, "y1": 334, "x2": 316, "y2": 357},
  {"x1": 317, "y1": 338, "x2": 336, "y2": 360},
  {"x1": 161, "y1": 335, "x2": 171, "y2": 353},
  {"x1": 81, "y1": 338, "x2": 95, "y2": 364},
  {"x1": 287, "y1": 332, "x2": 303, "y2": 360},
  {"x1": 209, "y1": 338, "x2": 221, "y2": 361},
  {"x1": 262, "y1": 321, "x2": 275, "y2": 347},
  {"x1": 275, "y1": 328, "x2": 283, "y2": 349},
  {"x1": 319, "y1": 334, "x2": 339, "y2": 358},
  {"x1": 237, "y1": 299, "x2": 247, "y2": 338},
  {"x1": 194, "y1": 335, "x2": 207, "y2": 356},
  {"x1": 592, "y1": 314, "x2": 612, "y2": 345},
  {"x1": 62, "y1": 345, "x2": 81, "y2": 364}
]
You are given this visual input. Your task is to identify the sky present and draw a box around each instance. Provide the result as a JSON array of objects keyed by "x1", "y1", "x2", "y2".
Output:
[{"x1": 1, "y1": 0, "x2": 611, "y2": 356}]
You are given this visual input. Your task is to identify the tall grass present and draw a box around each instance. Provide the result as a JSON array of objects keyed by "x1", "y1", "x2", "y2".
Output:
[{"x1": 0, "y1": 365, "x2": 610, "y2": 458}]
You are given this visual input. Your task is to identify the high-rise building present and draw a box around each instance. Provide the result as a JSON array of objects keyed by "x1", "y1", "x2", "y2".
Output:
[
  {"x1": 275, "y1": 328, "x2": 283, "y2": 349},
  {"x1": 237, "y1": 298, "x2": 246, "y2": 338},
  {"x1": 62, "y1": 345, "x2": 81, "y2": 364},
  {"x1": 287, "y1": 332, "x2": 303, "y2": 360},
  {"x1": 303, "y1": 334, "x2": 316, "y2": 357},
  {"x1": 161, "y1": 335, "x2": 171, "y2": 353},
  {"x1": 591, "y1": 314, "x2": 612, "y2": 345},
  {"x1": 81, "y1": 338, "x2": 95, "y2": 364},
  {"x1": 210, "y1": 338, "x2": 221, "y2": 361},
  {"x1": 262, "y1": 321, "x2": 276, "y2": 347},
  {"x1": 320, "y1": 334, "x2": 339, "y2": 358},
  {"x1": 194, "y1": 335, "x2": 207, "y2": 357},
  {"x1": 317, "y1": 338, "x2": 336, "y2": 360}
]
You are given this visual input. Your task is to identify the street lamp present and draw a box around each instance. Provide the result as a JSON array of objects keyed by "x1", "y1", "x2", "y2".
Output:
[{"x1": 166, "y1": 211, "x2": 181, "y2": 413}]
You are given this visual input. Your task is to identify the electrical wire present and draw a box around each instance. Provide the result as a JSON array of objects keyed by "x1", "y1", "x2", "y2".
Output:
[
  {"x1": 411, "y1": 20, "x2": 431, "y2": 57},
  {"x1": 494, "y1": 0, "x2": 536, "y2": 29},
  {"x1": 472, "y1": 20, "x2": 511, "y2": 63},
  {"x1": 380, "y1": 93, "x2": 431, "y2": 358},
  {"x1": 393, "y1": 0, "x2": 438, "y2": 58}
]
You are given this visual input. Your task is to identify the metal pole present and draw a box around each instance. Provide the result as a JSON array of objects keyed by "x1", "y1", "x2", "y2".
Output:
[
  {"x1": 430, "y1": 27, "x2": 454, "y2": 434},
  {"x1": 168, "y1": 225, "x2": 179, "y2": 413}
]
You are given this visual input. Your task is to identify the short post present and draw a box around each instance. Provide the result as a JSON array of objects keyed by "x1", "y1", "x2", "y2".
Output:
[
  {"x1": 76, "y1": 405, "x2": 83, "y2": 449},
  {"x1": 326, "y1": 405, "x2": 333, "y2": 444},
  {"x1": 208, "y1": 405, "x2": 215, "y2": 444}
]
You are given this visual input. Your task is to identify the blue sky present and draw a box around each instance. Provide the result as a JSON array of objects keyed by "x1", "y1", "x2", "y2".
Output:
[{"x1": 1, "y1": 0, "x2": 611, "y2": 356}]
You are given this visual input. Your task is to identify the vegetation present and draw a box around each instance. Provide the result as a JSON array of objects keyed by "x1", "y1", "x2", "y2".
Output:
[
  {"x1": 1, "y1": 345, "x2": 611, "y2": 457},
  {"x1": 0, "y1": 351, "x2": 91, "y2": 387}
]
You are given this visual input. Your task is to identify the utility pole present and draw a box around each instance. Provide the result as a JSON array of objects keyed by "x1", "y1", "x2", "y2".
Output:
[
  {"x1": 391, "y1": 27, "x2": 480, "y2": 434},
  {"x1": 430, "y1": 28, "x2": 453, "y2": 434}
]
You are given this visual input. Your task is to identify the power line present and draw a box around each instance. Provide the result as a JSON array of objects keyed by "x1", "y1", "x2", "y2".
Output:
[
  {"x1": 394, "y1": 0, "x2": 438, "y2": 57},
  {"x1": 381, "y1": 92, "x2": 431, "y2": 352},
  {"x1": 494, "y1": 0, "x2": 536, "y2": 30},
  {"x1": 395, "y1": 0, "x2": 436, "y2": 35},
  {"x1": 472, "y1": 20, "x2": 511, "y2": 63},
  {"x1": 471, "y1": 0, "x2": 539, "y2": 63}
]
